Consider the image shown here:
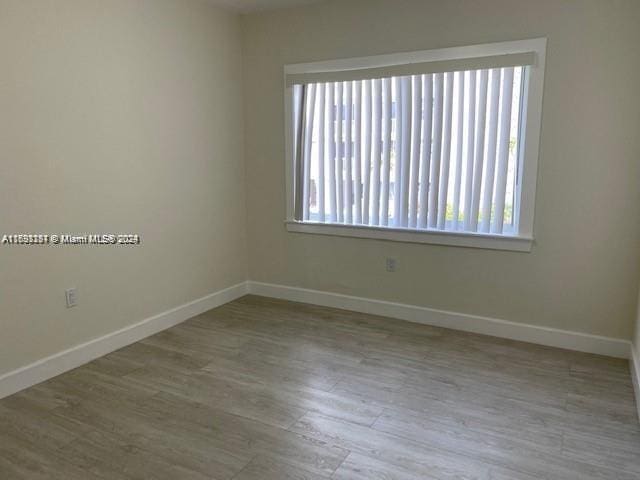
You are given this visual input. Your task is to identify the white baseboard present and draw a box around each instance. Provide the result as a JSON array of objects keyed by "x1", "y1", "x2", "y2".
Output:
[
  {"x1": 0, "y1": 282, "x2": 249, "y2": 400},
  {"x1": 1, "y1": 278, "x2": 632, "y2": 402},
  {"x1": 631, "y1": 344, "x2": 640, "y2": 422},
  {"x1": 247, "y1": 281, "x2": 631, "y2": 359}
]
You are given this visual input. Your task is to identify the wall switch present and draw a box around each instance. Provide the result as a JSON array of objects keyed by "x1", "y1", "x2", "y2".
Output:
[
  {"x1": 65, "y1": 288, "x2": 78, "y2": 308},
  {"x1": 385, "y1": 258, "x2": 397, "y2": 272}
]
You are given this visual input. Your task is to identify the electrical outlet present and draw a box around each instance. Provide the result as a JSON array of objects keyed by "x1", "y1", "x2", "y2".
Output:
[
  {"x1": 65, "y1": 288, "x2": 78, "y2": 308},
  {"x1": 385, "y1": 257, "x2": 397, "y2": 272}
]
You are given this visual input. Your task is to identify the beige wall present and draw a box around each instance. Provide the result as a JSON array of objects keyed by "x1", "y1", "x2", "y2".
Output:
[
  {"x1": 0, "y1": 0, "x2": 247, "y2": 376},
  {"x1": 2, "y1": 0, "x2": 640, "y2": 380},
  {"x1": 635, "y1": 283, "x2": 640, "y2": 356},
  {"x1": 242, "y1": 0, "x2": 640, "y2": 339}
]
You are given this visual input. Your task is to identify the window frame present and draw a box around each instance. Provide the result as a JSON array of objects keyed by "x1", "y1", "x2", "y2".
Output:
[{"x1": 283, "y1": 38, "x2": 546, "y2": 252}]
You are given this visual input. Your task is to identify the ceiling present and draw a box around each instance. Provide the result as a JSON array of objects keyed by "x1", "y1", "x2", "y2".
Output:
[{"x1": 207, "y1": 0, "x2": 325, "y2": 14}]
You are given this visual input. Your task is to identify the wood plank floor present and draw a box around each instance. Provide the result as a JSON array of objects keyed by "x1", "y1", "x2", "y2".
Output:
[{"x1": 1, "y1": 295, "x2": 639, "y2": 479}]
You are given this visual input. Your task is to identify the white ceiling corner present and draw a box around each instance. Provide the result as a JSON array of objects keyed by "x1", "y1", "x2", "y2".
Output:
[{"x1": 206, "y1": 0, "x2": 326, "y2": 14}]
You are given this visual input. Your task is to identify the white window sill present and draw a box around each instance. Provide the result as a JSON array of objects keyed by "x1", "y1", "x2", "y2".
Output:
[{"x1": 285, "y1": 221, "x2": 533, "y2": 252}]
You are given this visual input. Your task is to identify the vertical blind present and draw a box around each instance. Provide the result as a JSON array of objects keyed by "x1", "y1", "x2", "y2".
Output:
[{"x1": 293, "y1": 66, "x2": 525, "y2": 236}]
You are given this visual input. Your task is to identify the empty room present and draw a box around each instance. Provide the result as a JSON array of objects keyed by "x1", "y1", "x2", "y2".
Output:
[{"x1": 2, "y1": 0, "x2": 640, "y2": 478}]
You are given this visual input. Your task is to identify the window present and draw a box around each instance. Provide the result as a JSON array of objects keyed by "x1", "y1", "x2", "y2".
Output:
[{"x1": 284, "y1": 39, "x2": 546, "y2": 251}]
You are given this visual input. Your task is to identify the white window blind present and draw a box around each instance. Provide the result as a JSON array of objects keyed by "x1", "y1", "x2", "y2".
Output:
[
  {"x1": 285, "y1": 39, "x2": 546, "y2": 251},
  {"x1": 292, "y1": 66, "x2": 525, "y2": 235}
]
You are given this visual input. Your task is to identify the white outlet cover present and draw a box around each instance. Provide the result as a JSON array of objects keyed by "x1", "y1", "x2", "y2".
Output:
[
  {"x1": 386, "y1": 258, "x2": 397, "y2": 272},
  {"x1": 65, "y1": 288, "x2": 78, "y2": 308}
]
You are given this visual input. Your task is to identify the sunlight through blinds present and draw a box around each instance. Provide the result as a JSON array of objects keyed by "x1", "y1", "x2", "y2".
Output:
[{"x1": 292, "y1": 64, "x2": 525, "y2": 236}]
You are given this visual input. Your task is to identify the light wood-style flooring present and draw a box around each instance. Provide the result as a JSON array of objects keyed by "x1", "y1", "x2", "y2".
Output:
[{"x1": 1, "y1": 295, "x2": 639, "y2": 479}]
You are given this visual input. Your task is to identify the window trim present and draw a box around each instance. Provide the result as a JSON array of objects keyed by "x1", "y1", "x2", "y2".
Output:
[
  {"x1": 286, "y1": 221, "x2": 533, "y2": 251},
  {"x1": 283, "y1": 38, "x2": 546, "y2": 252}
]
